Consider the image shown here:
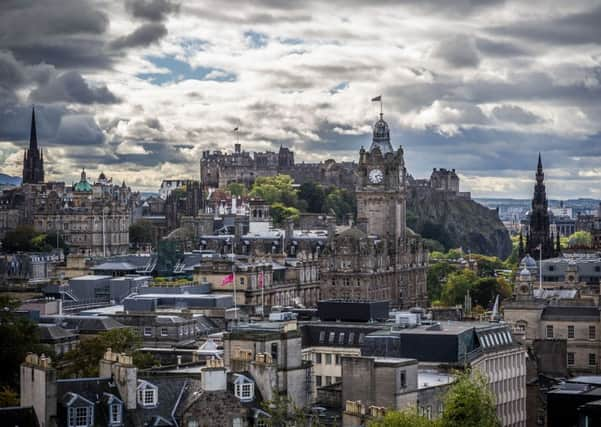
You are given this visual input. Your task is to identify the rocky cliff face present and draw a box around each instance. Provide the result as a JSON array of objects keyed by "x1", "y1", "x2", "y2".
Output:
[{"x1": 407, "y1": 188, "x2": 512, "y2": 259}]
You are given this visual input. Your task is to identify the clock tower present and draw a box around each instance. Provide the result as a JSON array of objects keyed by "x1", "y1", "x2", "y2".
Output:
[{"x1": 356, "y1": 113, "x2": 406, "y2": 242}]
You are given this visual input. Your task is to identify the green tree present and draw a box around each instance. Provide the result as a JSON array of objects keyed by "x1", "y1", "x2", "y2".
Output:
[
  {"x1": 471, "y1": 254, "x2": 504, "y2": 277},
  {"x1": 568, "y1": 231, "x2": 592, "y2": 248},
  {"x1": 0, "y1": 296, "x2": 48, "y2": 389},
  {"x1": 441, "y1": 269, "x2": 478, "y2": 306},
  {"x1": 1, "y1": 225, "x2": 39, "y2": 252},
  {"x1": 129, "y1": 220, "x2": 155, "y2": 249},
  {"x1": 261, "y1": 393, "x2": 310, "y2": 426},
  {"x1": 0, "y1": 386, "x2": 19, "y2": 407},
  {"x1": 440, "y1": 371, "x2": 500, "y2": 427},
  {"x1": 471, "y1": 277, "x2": 512, "y2": 309},
  {"x1": 59, "y1": 328, "x2": 157, "y2": 378},
  {"x1": 270, "y1": 203, "x2": 300, "y2": 227},
  {"x1": 227, "y1": 182, "x2": 247, "y2": 197},
  {"x1": 427, "y1": 262, "x2": 458, "y2": 301},
  {"x1": 368, "y1": 408, "x2": 434, "y2": 427},
  {"x1": 249, "y1": 175, "x2": 298, "y2": 206},
  {"x1": 298, "y1": 182, "x2": 326, "y2": 213},
  {"x1": 323, "y1": 187, "x2": 356, "y2": 221}
]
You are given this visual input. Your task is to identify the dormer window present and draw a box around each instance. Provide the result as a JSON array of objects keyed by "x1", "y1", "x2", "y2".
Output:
[
  {"x1": 68, "y1": 406, "x2": 93, "y2": 427},
  {"x1": 234, "y1": 375, "x2": 255, "y2": 402},
  {"x1": 109, "y1": 403, "x2": 122, "y2": 425},
  {"x1": 137, "y1": 380, "x2": 158, "y2": 407}
]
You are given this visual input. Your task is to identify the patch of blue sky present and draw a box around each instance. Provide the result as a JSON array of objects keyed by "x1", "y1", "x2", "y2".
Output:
[
  {"x1": 244, "y1": 30, "x2": 268, "y2": 48},
  {"x1": 278, "y1": 37, "x2": 304, "y2": 45},
  {"x1": 329, "y1": 81, "x2": 349, "y2": 94},
  {"x1": 137, "y1": 55, "x2": 235, "y2": 85}
]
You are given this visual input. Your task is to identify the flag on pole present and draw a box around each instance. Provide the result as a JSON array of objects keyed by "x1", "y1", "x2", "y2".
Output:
[
  {"x1": 233, "y1": 127, "x2": 239, "y2": 132},
  {"x1": 258, "y1": 271, "x2": 264, "y2": 289},
  {"x1": 221, "y1": 273, "x2": 234, "y2": 286},
  {"x1": 536, "y1": 244, "x2": 542, "y2": 250},
  {"x1": 371, "y1": 95, "x2": 382, "y2": 102}
]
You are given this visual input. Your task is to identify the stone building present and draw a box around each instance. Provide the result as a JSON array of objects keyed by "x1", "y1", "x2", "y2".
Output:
[
  {"x1": 504, "y1": 263, "x2": 601, "y2": 376},
  {"x1": 521, "y1": 154, "x2": 560, "y2": 260},
  {"x1": 430, "y1": 168, "x2": 459, "y2": 193},
  {"x1": 223, "y1": 320, "x2": 313, "y2": 409},
  {"x1": 22, "y1": 108, "x2": 44, "y2": 185},
  {"x1": 321, "y1": 113, "x2": 428, "y2": 308},
  {"x1": 200, "y1": 143, "x2": 356, "y2": 191},
  {"x1": 31, "y1": 170, "x2": 133, "y2": 257}
]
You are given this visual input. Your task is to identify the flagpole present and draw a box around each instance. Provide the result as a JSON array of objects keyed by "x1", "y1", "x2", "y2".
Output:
[
  {"x1": 232, "y1": 240, "x2": 237, "y2": 325},
  {"x1": 261, "y1": 265, "x2": 265, "y2": 321},
  {"x1": 539, "y1": 245, "x2": 542, "y2": 291}
]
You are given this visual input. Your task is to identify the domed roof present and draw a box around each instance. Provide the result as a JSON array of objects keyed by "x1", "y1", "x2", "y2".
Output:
[
  {"x1": 520, "y1": 254, "x2": 537, "y2": 268},
  {"x1": 369, "y1": 113, "x2": 394, "y2": 154},
  {"x1": 73, "y1": 169, "x2": 92, "y2": 192},
  {"x1": 98, "y1": 171, "x2": 106, "y2": 180},
  {"x1": 519, "y1": 267, "x2": 531, "y2": 279}
]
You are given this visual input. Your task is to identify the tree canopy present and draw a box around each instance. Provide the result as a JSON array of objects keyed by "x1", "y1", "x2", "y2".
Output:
[
  {"x1": 129, "y1": 219, "x2": 155, "y2": 249},
  {"x1": 249, "y1": 175, "x2": 298, "y2": 206},
  {"x1": 1, "y1": 225, "x2": 67, "y2": 253},
  {"x1": 0, "y1": 296, "x2": 48, "y2": 398},
  {"x1": 368, "y1": 371, "x2": 499, "y2": 427},
  {"x1": 58, "y1": 328, "x2": 157, "y2": 378},
  {"x1": 568, "y1": 231, "x2": 592, "y2": 248}
]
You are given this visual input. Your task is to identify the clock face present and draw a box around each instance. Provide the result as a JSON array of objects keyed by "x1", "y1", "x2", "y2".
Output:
[{"x1": 369, "y1": 169, "x2": 384, "y2": 184}]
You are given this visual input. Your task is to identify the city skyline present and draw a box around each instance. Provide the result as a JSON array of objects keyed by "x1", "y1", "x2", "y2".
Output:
[{"x1": 0, "y1": 1, "x2": 600, "y2": 198}]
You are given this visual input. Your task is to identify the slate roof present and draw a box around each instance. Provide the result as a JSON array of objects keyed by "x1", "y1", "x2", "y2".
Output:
[
  {"x1": 0, "y1": 406, "x2": 39, "y2": 427},
  {"x1": 52, "y1": 316, "x2": 127, "y2": 333},
  {"x1": 38, "y1": 324, "x2": 78, "y2": 342},
  {"x1": 92, "y1": 261, "x2": 139, "y2": 271},
  {"x1": 127, "y1": 377, "x2": 188, "y2": 427},
  {"x1": 541, "y1": 306, "x2": 600, "y2": 321}
]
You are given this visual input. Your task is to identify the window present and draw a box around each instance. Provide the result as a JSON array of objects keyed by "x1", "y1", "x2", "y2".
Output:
[
  {"x1": 109, "y1": 404, "x2": 121, "y2": 424},
  {"x1": 271, "y1": 343, "x2": 278, "y2": 363},
  {"x1": 325, "y1": 376, "x2": 332, "y2": 385},
  {"x1": 590, "y1": 326, "x2": 596, "y2": 340},
  {"x1": 590, "y1": 353, "x2": 597, "y2": 366},
  {"x1": 568, "y1": 326, "x2": 575, "y2": 339},
  {"x1": 143, "y1": 327, "x2": 152, "y2": 337},
  {"x1": 160, "y1": 328, "x2": 168, "y2": 337},
  {"x1": 348, "y1": 332, "x2": 355, "y2": 345},
  {"x1": 232, "y1": 418, "x2": 242, "y2": 427},
  {"x1": 188, "y1": 421, "x2": 199, "y2": 427},
  {"x1": 338, "y1": 333, "x2": 345, "y2": 345},
  {"x1": 316, "y1": 376, "x2": 322, "y2": 387},
  {"x1": 328, "y1": 332, "x2": 335, "y2": 344},
  {"x1": 69, "y1": 406, "x2": 92, "y2": 427},
  {"x1": 358, "y1": 333, "x2": 365, "y2": 344},
  {"x1": 546, "y1": 325, "x2": 554, "y2": 338},
  {"x1": 137, "y1": 384, "x2": 158, "y2": 407},
  {"x1": 335, "y1": 354, "x2": 341, "y2": 365},
  {"x1": 400, "y1": 370, "x2": 407, "y2": 388},
  {"x1": 234, "y1": 382, "x2": 254, "y2": 401},
  {"x1": 319, "y1": 331, "x2": 325, "y2": 344},
  {"x1": 325, "y1": 354, "x2": 332, "y2": 364},
  {"x1": 315, "y1": 353, "x2": 322, "y2": 364},
  {"x1": 335, "y1": 377, "x2": 342, "y2": 383},
  {"x1": 568, "y1": 352, "x2": 575, "y2": 366},
  {"x1": 239, "y1": 277, "x2": 245, "y2": 286}
]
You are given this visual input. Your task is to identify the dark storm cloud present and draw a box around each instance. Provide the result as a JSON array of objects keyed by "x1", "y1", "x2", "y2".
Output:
[
  {"x1": 475, "y1": 37, "x2": 532, "y2": 58},
  {"x1": 0, "y1": 51, "x2": 25, "y2": 89},
  {"x1": 0, "y1": 104, "x2": 66, "y2": 144},
  {"x1": 434, "y1": 35, "x2": 481, "y2": 68},
  {"x1": 492, "y1": 105, "x2": 543, "y2": 125},
  {"x1": 490, "y1": 5, "x2": 601, "y2": 45},
  {"x1": 0, "y1": 1, "x2": 111, "y2": 69},
  {"x1": 10, "y1": 40, "x2": 112, "y2": 70},
  {"x1": 126, "y1": 0, "x2": 180, "y2": 22},
  {"x1": 29, "y1": 71, "x2": 120, "y2": 104},
  {"x1": 110, "y1": 23, "x2": 168, "y2": 49},
  {"x1": 54, "y1": 115, "x2": 105, "y2": 146}
]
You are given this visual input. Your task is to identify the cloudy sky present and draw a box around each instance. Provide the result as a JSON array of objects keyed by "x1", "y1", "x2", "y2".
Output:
[{"x1": 0, "y1": 0, "x2": 600, "y2": 198}]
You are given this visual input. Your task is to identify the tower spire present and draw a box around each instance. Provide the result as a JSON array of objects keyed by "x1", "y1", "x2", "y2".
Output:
[{"x1": 30, "y1": 106, "x2": 38, "y2": 151}]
